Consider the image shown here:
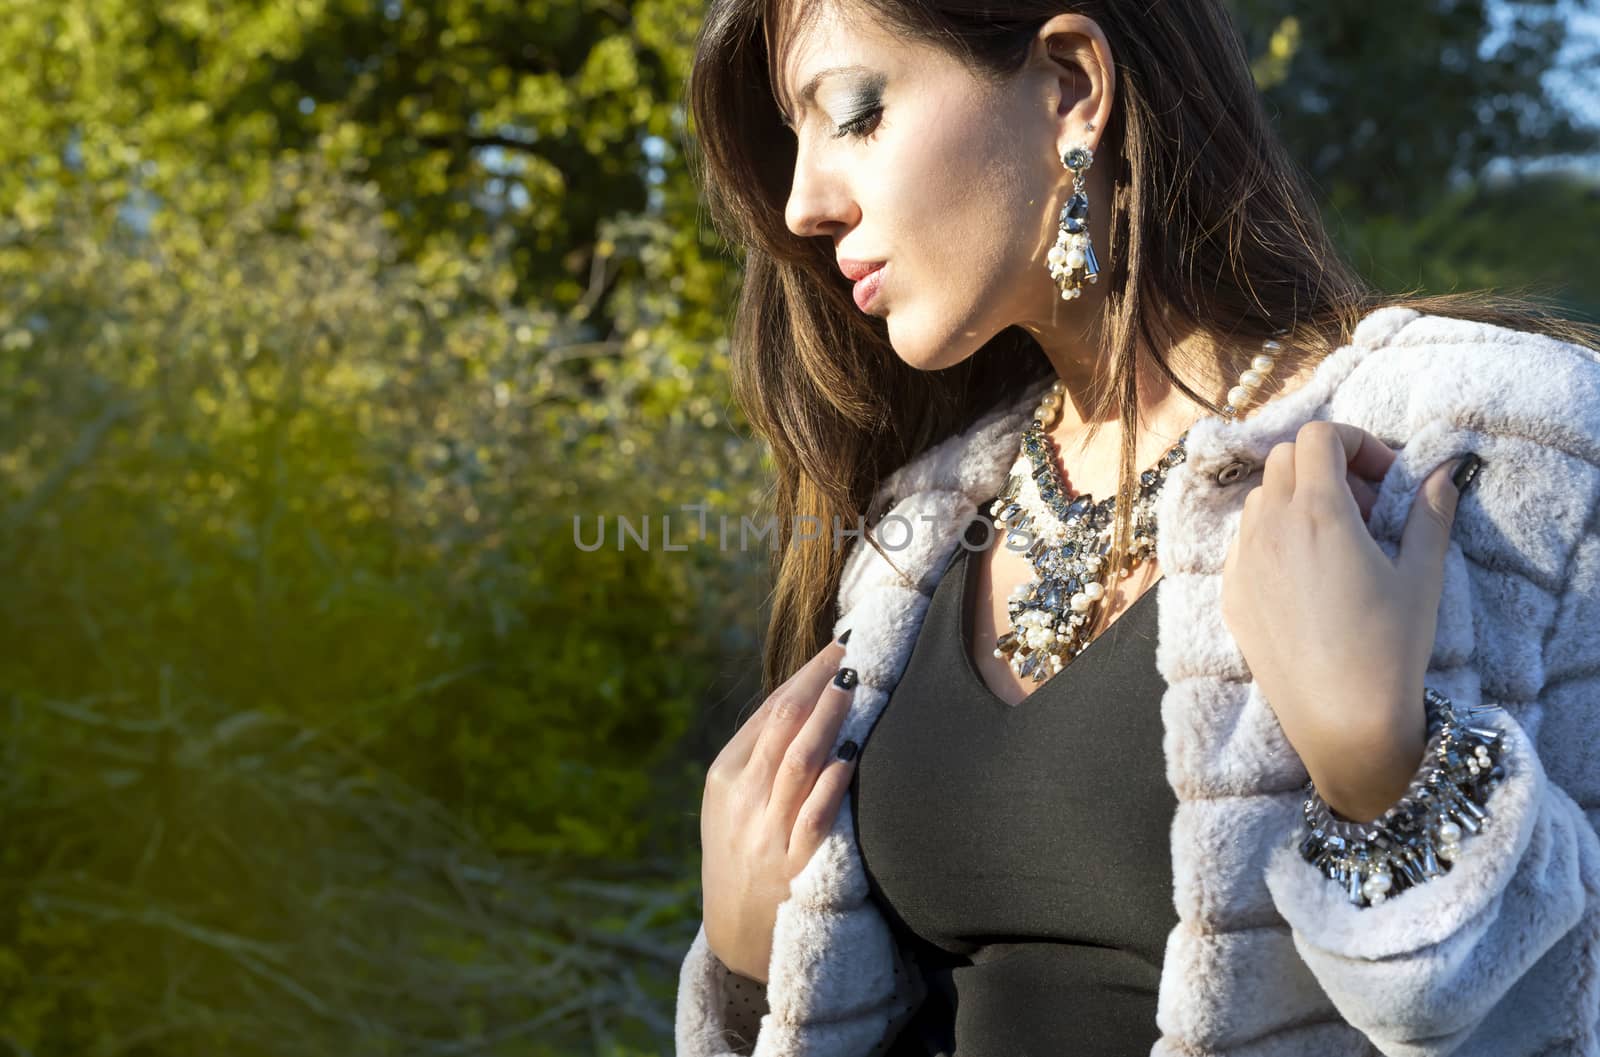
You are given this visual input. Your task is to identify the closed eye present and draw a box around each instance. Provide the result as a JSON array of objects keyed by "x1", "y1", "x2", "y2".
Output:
[{"x1": 833, "y1": 107, "x2": 883, "y2": 141}]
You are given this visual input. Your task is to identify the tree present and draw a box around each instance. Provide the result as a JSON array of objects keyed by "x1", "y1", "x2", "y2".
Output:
[{"x1": 1234, "y1": 0, "x2": 1599, "y2": 218}]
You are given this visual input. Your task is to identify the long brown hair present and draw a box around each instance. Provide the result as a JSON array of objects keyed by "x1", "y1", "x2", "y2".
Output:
[{"x1": 685, "y1": 0, "x2": 1600, "y2": 695}]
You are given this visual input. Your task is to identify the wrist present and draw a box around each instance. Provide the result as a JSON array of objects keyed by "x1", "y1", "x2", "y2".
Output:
[
  {"x1": 1298, "y1": 686, "x2": 1506, "y2": 907},
  {"x1": 705, "y1": 930, "x2": 770, "y2": 985},
  {"x1": 719, "y1": 959, "x2": 769, "y2": 986},
  {"x1": 1313, "y1": 720, "x2": 1429, "y2": 824}
]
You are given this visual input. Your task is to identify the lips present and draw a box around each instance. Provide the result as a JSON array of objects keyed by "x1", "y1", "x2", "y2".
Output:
[
  {"x1": 838, "y1": 258, "x2": 886, "y2": 282},
  {"x1": 839, "y1": 259, "x2": 888, "y2": 312}
]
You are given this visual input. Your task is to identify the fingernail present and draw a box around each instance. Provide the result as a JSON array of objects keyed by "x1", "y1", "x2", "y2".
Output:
[
  {"x1": 837, "y1": 628, "x2": 852, "y2": 645},
  {"x1": 1451, "y1": 452, "x2": 1483, "y2": 494},
  {"x1": 836, "y1": 739, "x2": 859, "y2": 761},
  {"x1": 833, "y1": 667, "x2": 858, "y2": 690}
]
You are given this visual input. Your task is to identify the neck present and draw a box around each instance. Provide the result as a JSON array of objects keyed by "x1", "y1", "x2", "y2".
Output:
[{"x1": 1033, "y1": 325, "x2": 1232, "y2": 468}]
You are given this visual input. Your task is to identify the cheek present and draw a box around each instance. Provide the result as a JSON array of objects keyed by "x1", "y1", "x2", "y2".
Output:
[
  {"x1": 909, "y1": 109, "x2": 1048, "y2": 305},
  {"x1": 926, "y1": 113, "x2": 1029, "y2": 229},
  {"x1": 873, "y1": 94, "x2": 1053, "y2": 368}
]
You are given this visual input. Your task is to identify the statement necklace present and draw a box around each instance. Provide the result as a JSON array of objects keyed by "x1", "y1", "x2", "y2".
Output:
[{"x1": 986, "y1": 336, "x2": 1287, "y2": 686}]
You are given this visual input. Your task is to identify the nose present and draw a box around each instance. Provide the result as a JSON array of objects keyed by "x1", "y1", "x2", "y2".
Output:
[{"x1": 784, "y1": 147, "x2": 859, "y2": 239}]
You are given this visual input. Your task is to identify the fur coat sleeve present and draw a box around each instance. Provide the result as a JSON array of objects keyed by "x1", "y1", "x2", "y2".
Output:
[
  {"x1": 674, "y1": 306, "x2": 1600, "y2": 1057},
  {"x1": 1254, "y1": 311, "x2": 1600, "y2": 1054}
]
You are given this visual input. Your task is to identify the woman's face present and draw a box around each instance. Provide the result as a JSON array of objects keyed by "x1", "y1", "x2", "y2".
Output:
[{"x1": 772, "y1": 2, "x2": 1111, "y2": 371}]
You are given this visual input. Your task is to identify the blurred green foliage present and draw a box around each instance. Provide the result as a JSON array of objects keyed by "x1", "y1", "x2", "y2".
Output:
[
  {"x1": 0, "y1": 0, "x2": 1593, "y2": 1054},
  {"x1": 0, "y1": 153, "x2": 754, "y2": 1055}
]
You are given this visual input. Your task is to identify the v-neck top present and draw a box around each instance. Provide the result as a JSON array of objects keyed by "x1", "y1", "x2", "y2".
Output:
[{"x1": 849, "y1": 509, "x2": 1179, "y2": 1057}]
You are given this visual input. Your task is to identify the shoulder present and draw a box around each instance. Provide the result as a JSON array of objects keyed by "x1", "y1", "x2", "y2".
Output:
[
  {"x1": 1337, "y1": 309, "x2": 1600, "y2": 577},
  {"x1": 1332, "y1": 307, "x2": 1600, "y2": 460},
  {"x1": 1346, "y1": 308, "x2": 1600, "y2": 688}
]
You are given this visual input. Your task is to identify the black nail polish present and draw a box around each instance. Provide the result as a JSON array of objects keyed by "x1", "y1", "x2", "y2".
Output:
[
  {"x1": 1451, "y1": 452, "x2": 1483, "y2": 494},
  {"x1": 837, "y1": 628, "x2": 852, "y2": 645},
  {"x1": 833, "y1": 667, "x2": 858, "y2": 690},
  {"x1": 837, "y1": 739, "x2": 859, "y2": 761}
]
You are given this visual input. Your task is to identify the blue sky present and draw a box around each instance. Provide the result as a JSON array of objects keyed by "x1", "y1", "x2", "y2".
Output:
[{"x1": 1486, "y1": 0, "x2": 1600, "y2": 178}]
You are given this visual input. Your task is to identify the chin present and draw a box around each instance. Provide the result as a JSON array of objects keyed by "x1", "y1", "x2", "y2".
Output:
[{"x1": 885, "y1": 318, "x2": 990, "y2": 373}]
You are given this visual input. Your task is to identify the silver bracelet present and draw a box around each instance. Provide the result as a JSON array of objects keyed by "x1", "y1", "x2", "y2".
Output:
[{"x1": 1298, "y1": 686, "x2": 1507, "y2": 907}]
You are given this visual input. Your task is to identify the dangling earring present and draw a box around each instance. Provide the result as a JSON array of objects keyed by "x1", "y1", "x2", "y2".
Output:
[{"x1": 1046, "y1": 133, "x2": 1100, "y2": 301}]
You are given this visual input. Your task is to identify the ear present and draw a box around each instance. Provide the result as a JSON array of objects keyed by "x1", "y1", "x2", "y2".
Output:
[{"x1": 1029, "y1": 13, "x2": 1116, "y2": 155}]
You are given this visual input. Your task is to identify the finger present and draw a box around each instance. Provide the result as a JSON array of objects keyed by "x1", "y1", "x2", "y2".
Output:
[
  {"x1": 764, "y1": 665, "x2": 858, "y2": 833},
  {"x1": 1397, "y1": 456, "x2": 1466, "y2": 584},
  {"x1": 1286, "y1": 422, "x2": 1376, "y2": 518},
  {"x1": 788, "y1": 753, "x2": 859, "y2": 862},
  {"x1": 1347, "y1": 470, "x2": 1379, "y2": 523},
  {"x1": 745, "y1": 641, "x2": 851, "y2": 783},
  {"x1": 1261, "y1": 439, "x2": 1296, "y2": 500},
  {"x1": 1299, "y1": 422, "x2": 1396, "y2": 495},
  {"x1": 1346, "y1": 427, "x2": 1398, "y2": 482},
  {"x1": 723, "y1": 634, "x2": 847, "y2": 771}
]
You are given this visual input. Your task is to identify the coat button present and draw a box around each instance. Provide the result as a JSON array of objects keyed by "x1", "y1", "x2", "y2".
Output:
[{"x1": 1216, "y1": 460, "x2": 1252, "y2": 486}]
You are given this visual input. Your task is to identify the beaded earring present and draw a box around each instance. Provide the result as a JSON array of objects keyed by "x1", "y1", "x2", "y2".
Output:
[{"x1": 1045, "y1": 132, "x2": 1099, "y2": 301}]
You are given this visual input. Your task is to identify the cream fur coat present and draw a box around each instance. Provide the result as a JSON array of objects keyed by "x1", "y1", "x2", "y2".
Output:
[{"x1": 675, "y1": 306, "x2": 1600, "y2": 1056}]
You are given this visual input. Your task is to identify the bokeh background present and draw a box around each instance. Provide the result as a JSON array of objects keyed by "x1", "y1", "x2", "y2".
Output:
[{"x1": 0, "y1": 0, "x2": 1596, "y2": 1054}]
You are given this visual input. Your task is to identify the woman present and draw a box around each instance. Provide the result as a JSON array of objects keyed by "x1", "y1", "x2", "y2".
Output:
[{"x1": 676, "y1": 0, "x2": 1600, "y2": 1054}]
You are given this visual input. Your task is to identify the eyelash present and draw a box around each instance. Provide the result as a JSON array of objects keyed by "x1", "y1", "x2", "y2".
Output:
[{"x1": 833, "y1": 106, "x2": 883, "y2": 141}]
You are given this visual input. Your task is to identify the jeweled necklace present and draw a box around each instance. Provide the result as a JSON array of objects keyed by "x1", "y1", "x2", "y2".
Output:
[{"x1": 987, "y1": 335, "x2": 1288, "y2": 686}]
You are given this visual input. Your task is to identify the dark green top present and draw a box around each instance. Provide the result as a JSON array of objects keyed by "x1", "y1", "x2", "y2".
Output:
[{"x1": 850, "y1": 511, "x2": 1179, "y2": 1056}]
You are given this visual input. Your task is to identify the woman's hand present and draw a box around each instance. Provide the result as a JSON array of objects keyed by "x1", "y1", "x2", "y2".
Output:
[
  {"x1": 700, "y1": 636, "x2": 861, "y2": 983},
  {"x1": 1220, "y1": 421, "x2": 1471, "y2": 823}
]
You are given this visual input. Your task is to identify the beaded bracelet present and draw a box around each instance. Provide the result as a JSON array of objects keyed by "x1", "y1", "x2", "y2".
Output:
[{"x1": 1298, "y1": 686, "x2": 1507, "y2": 907}]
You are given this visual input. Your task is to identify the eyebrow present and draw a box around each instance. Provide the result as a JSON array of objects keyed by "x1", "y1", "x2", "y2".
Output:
[{"x1": 776, "y1": 64, "x2": 876, "y2": 129}]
